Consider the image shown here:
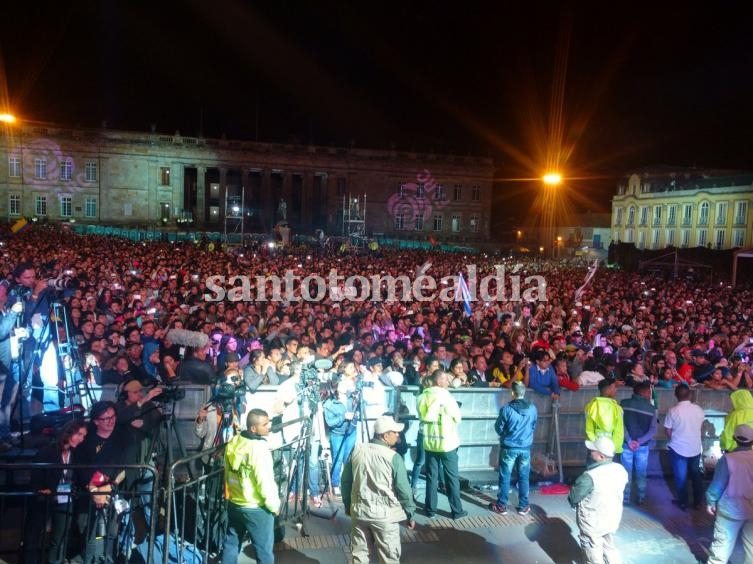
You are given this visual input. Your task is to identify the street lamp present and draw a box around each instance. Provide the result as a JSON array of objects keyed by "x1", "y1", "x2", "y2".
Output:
[
  {"x1": 0, "y1": 113, "x2": 16, "y2": 124},
  {"x1": 542, "y1": 172, "x2": 562, "y2": 258}
]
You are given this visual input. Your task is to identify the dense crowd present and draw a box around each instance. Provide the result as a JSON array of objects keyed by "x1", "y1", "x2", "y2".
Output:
[{"x1": 2, "y1": 226, "x2": 753, "y2": 563}]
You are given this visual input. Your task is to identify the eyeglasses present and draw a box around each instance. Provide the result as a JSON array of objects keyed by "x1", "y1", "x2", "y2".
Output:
[{"x1": 96, "y1": 415, "x2": 116, "y2": 423}]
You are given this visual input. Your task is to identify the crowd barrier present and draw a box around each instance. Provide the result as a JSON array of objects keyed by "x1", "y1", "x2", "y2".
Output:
[
  {"x1": 93, "y1": 383, "x2": 735, "y2": 480},
  {"x1": 0, "y1": 463, "x2": 158, "y2": 563}
]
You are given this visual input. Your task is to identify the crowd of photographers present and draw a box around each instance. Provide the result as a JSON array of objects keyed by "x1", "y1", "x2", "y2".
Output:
[{"x1": 2, "y1": 226, "x2": 753, "y2": 560}]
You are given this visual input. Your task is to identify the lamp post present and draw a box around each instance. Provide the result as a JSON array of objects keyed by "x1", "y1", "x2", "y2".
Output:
[{"x1": 542, "y1": 173, "x2": 562, "y2": 258}]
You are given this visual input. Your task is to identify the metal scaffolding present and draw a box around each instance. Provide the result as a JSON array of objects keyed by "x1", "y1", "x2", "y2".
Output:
[
  {"x1": 224, "y1": 185, "x2": 245, "y2": 244},
  {"x1": 342, "y1": 193, "x2": 367, "y2": 246}
]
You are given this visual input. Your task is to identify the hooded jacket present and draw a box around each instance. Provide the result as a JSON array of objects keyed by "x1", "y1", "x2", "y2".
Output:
[
  {"x1": 224, "y1": 431, "x2": 281, "y2": 514},
  {"x1": 721, "y1": 390, "x2": 753, "y2": 452},
  {"x1": 495, "y1": 398, "x2": 538, "y2": 449},
  {"x1": 417, "y1": 386, "x2": 461, "y2": 452},
  {"x1": 585, "y1": 396, "x2": 624, "y2": 454}
]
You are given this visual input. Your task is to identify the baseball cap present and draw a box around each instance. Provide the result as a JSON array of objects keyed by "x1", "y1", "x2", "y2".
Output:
[
  {"x1": 374, "y1": 416, "x2": 405, "y2": 435},
  {"x1": 123, "y1": 380, "x2": 144, "y2": 393},
  {"x1": 733, "y1": 424, "x2": 753, "y2": 444},
  {"x1": 585, "y1": 436, "x2": 615, "y2": 457}
]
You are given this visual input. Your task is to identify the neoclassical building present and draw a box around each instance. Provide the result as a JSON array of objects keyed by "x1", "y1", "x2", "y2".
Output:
[
  {"x1": 0, "y1": 123, "x2": 494, "y2": 242},
  {"x1": 611, "y1": 167, "x2": 753, "y2": 250}
]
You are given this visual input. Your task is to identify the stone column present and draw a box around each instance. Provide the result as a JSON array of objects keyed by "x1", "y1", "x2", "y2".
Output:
[
  {"x1": 219, "y1": 167, "x2": 227, "y2": 223},
  {"x1": 302, "y1": 170, "x2": 314, "y2": 232},
  {"x1": 260, "y1": 170, "x2": 273, "y2": 231},
  {"x1": 196, "y1": 166, "x2": 206, "y2": 225}
]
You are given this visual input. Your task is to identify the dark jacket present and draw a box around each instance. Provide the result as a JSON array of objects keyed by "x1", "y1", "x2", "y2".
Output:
[
  {"x1": 494, "y1": 398, "x2": 538, "y2": 449},
  {"x1": 620, "y1": 393, "x2": 657, "y2": 447}
]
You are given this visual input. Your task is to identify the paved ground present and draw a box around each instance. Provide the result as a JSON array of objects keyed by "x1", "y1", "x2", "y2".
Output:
[{"x1": 242, "y1": 476, "x2": 744, "y2": 564}]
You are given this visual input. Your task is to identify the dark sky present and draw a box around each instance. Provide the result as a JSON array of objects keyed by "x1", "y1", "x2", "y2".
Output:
[{"x1": 2, "y1": 1, "x2": 752, "y2": 216}]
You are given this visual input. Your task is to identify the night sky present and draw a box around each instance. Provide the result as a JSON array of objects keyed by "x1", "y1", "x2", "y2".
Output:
[{"x1": 2, "y1": 2, "x2": 752, "y2": 218}]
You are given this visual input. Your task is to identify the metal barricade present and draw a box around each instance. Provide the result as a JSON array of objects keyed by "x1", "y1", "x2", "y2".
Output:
[{"x1": 0, "y1": 462, "x2": 158, "y2": 563}]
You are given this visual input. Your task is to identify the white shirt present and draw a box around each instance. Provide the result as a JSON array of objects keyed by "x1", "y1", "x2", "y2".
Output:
[{"x1": 664, "y1": 400, "x2": 705, "y2": 457}]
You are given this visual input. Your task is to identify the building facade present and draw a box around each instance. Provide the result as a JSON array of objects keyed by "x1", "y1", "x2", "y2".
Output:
[
  {"x1": 611, "y1": 168, "x2": 753, "y2": 250},
  {"x1": 0, "y1": 124, "x2": 494, "y2": 242}
]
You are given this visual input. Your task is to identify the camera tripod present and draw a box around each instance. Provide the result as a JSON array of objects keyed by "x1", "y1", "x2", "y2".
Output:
[{"x1": 146, "y1": 399, "x2": 190, "y2": 482}]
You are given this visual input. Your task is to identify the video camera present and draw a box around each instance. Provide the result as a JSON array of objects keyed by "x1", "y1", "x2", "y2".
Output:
[
  {"x1": 47, "y1": 275, "x2": 79, "y2": 291},
  {"x1": 155, "y1": 385, "x2": 186, "y2": 403}
]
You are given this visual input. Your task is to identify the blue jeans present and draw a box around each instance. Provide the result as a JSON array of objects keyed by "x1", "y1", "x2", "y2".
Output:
[
  {"x1": 621, "y1": 443, "x2": 650, "y2": 502},
  {"x1": 425, "y1": 448, "x2": 464, "y2": 516},
  {"x1": 410, "y1": 431, "x2": 426, "y2": 489},
  {"x1": 668, "y1": 447, "x2": 703, "y2": 507},
  {"x1": 497, "y1": 447, "x2": 531, "y2": 510},
  {"x1": 222, "y1": 503, "x2": 275, "y2": 564},
  {"x1": 330, "y1": 431, "x2": 356, "y2": 487}
]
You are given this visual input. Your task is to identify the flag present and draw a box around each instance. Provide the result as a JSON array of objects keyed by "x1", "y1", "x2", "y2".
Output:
[
  {"x1": 458, "y1": 272, "x2": 473, "y2": 317},
  {"x1": 574, "y1": 259, "x2": 599, "y2": 302},
  {"x1": 10, "y1": 217, "x2": 29, "y2": 235}
]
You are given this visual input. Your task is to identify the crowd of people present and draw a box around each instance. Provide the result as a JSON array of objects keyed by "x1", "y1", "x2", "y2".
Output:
[{"x1": 2, "y1": 225, "x2": 753, "y2": 562}]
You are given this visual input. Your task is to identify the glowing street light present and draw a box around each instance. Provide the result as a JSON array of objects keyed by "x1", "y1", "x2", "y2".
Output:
[
  {"x1": 543, "y1": 172, "x2": 562, "y2": 185},
  {"x1": 0, "y1": 113, "x2": 16, "y2": 124}
]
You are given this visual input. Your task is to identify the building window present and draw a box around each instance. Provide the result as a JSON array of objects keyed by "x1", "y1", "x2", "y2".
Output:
[
  {"x1": 417, "y1": 184, "x2": 425, "y2": 198},
  {"x1": 160, "y1": 167, "x2": 171, "y2": 186},
  {"x1": 641, "y1": 182, "x2": 651, "y2": 193},
  {"x1": 638, "y1": 231, "x2": 646, "y2": 249},
  {"x1": 653, "y1": 206, "x2": 662, "y2": 226},
  {"x1": 85, "y1": 197, "x2": 97, "y2": 218},
  {"x1": 34, "y1": 158, "x2": 47, "y2": 180},
  {"x1": 453, "y1": 184, "x2": 462, "y2": 201},
  {"x1": 667, "y1": 205, "x2": 677, "y2": 226},
  {"x1": 615, "y1": 208, "x2": 623, "y2": 226},
  {"x1": 682, "y1": 204, "x2": 692, "y2": 226},
  {"x1": 9, "y1": 194, "x2": 20, "y2": 216},
  {"x1": 35, "y1": 195, "x2": 47, "y2": 216},
  {"x1": 666, "y1": 230, "x2": 675, "y2": 247},
  {"x1": 434, "y1": 185, "x2": 444, "y2": 201},
  {"x1": 337, "y1": 178, "x2": 346, "y2": 197},
  {"x1": 639, "y1": 206, "x2": 648, "y2": 226},
  {"x1": 699, "y1": 202, "x2": 709, "y2": 226},
  {"x1": 715, "y1": 202, "x2": 728, "y2": 226},
  {"x1": 60, "y1": 159, "x2": 72, "y2": 181},
  {"x1": 8, "y1": 157, "x2": 21, "y2": 178},
  {"x1": 733, "y1": 229, "x2": 745, "y2": 247},
  {"x1": 625, "y1": 229, "x2": 634, "y2": 243},
  {"x1": 715, "y1": 230, "x2": 725, "y2": 250},
  {"x1": 469, "y1": 215, "x2": 479, "y2": 233},
  {"x1": 451, "y1": 214, "x2": 461, "y2": 232},
  {"x1": 397, "y1": 183, "x2": 406, "y2": 198},
  {"x1": 84, "y1": 162, "x2": 97, "y2": 182},
  {"x1": 472, "y1": 185, "x2": 480, "y2": 201},
  {"x1": 681, "y1": 229, "x2": 690, "y2": 248},
  {"x1": 698, "y1": 229, "x2": 707, "y2": 247},
  {"x1": 734, "y1": 201, "x2": 748, "y2": 225},
  {"x1": 433, "y1": 214, "x2": 443, "y2": 231},
  {"x1": 651, "y1": 228, "x2": 660, "y2": 248},
  {"x1": 60, "y1": 196, "x2": 72, "y2": 217},
  {"x1": 415, "y1": 213, "x2": 424, "y2": 231},
  {"x1": 394, "y1": 212, "x2": 405, "y2": 230},
  {"x1": 160, "y1": 202, "x2": 170, "y2": 222}
]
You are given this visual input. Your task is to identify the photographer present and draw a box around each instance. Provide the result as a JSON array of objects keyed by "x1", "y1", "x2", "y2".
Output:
[
  {"x1": 0, "y1": 281, "x2": 23, "y2": 444},
  {"x1": 115, "y1": 380, "x2": 163, "y2": 463},
  {"x1": 9, "y1": 262, "x2": 53, "y2": 417}
]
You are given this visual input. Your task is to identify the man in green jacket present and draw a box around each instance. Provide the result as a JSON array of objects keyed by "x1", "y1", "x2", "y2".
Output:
[
  {"x1": 342, "y1": 415, "x2": 416, "y2": 564},
  {"x1": 416, "y1": 369, "x2": 467, "y2": 519},
  {"x1": 585, "y1": 378, "x2": 624, "y2": 459},
  {"x1": 720, "y1": 390, "x2": 753, "y2": 452},
  {"x1": 222, "y1": 408, "x2": 280, "y2": 564}
]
